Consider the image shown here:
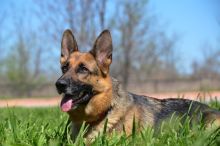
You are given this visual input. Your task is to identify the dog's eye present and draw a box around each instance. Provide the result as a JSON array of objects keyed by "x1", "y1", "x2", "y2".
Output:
[
  {"x1": 62, "y1": 62, "x2": 69, "y2": 73},
  {"x1": 77, "y1": 64, "x2": 89, "y2": 74}
]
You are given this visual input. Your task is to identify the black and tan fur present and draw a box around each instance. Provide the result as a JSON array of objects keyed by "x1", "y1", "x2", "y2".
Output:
[{"x1": 56, "y1": 29, "x2": 220, "y2": 142}]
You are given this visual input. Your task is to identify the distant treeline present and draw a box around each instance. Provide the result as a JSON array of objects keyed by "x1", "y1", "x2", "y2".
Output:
[{"x1": 0, "y1": 0, "x2": 219, "y2": 96}]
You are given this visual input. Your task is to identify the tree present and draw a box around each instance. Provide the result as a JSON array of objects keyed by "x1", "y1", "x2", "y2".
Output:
[
  {"x1": 2, "y1": 15, "x2": 45, "y2": 96},
  {"x1": 111, "y1": 0, "x2": 179, "y2": 88},
  {"x1": 0, "y1": 11, "x2": 6, "y2": 79},
  {"x1": 111, "y1": 0, "x2": 151, "y2": 88},
  {"x1": 191, "y1": 44, "x2": 220, "y2": 79},
  {"x1": 35, "y1": 0, "x2": 108, "y2": 49},
  {"x1": 4, "y1": 35, "x2": 45, "y2": 96}
]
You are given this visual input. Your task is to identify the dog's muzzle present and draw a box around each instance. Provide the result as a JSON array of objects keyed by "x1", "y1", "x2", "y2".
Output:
[{"x1": 55, "y1": 78, "x2": 94, "y2": 112}]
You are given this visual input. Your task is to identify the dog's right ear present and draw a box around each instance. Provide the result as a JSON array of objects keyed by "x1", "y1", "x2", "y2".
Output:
[
  {"x1": 60, "y1": 29, "x2": 78, "y2": 65},
  {"x1": 90, "y1": 30, "x2": 113, "y2": 76}
]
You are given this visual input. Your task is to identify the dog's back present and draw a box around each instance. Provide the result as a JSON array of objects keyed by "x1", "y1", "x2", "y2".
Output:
[
  {"x1": 132, "y1": 93, "x2": 220, "y2": 128},
  {"x1": 84, "y1": 78, "x2": 220, "y2": 139}
]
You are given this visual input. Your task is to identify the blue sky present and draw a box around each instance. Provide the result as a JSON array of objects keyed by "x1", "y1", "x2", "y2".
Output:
[
  {"x1": 0, "y1": 0, "x2": 219, "y2": 74},
  {"x1": 148, "y1": 0, "x2": 219, "y2": 73}
]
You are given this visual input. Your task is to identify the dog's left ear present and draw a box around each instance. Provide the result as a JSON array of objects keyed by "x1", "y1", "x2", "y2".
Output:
[{"x1": 90, "y1": 30, "x2": 113, "y2": 76}]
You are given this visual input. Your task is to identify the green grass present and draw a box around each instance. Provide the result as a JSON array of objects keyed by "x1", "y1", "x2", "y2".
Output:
[{"x1": 0, "y1": 103, "x2": 220, "y2": 146}]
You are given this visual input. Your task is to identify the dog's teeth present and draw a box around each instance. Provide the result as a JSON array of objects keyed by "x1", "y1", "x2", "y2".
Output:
[
  {"x1": 79, "y1": 92, "x2": 84, "y2": 97},
  {"x1": 72, "y1": 105, "x2": 78, "y2": 110}
]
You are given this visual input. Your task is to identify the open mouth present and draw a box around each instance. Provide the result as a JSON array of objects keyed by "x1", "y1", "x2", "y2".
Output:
[{"x1": 60, "y1": 90, "x2": 93, "y2": 112}]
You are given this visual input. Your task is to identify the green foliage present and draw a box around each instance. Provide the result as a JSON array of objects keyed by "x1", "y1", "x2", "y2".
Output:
[
  {"x1": 2, "y1": 37, "x2": 45, "y2": 96},
  {"x1": 0, "y1": 102, "x2": 220, "y2": 146}
]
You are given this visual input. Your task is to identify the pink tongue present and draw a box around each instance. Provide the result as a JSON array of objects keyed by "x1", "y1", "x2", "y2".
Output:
[{"x1": 61, "y1": 98, "x2": 73, "y2": 112}]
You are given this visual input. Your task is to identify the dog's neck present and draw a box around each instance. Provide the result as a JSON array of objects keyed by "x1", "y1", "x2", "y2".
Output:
[
  {"x1": 85, "y1": 77, "x2": 126, "y2": 123},
  {"x1": 87, "y1": 77, "x2": 129, "y2": 122},
  {"x1": 85, "y1": 105, "x2": 112, "y2": 126},
  {"x1": 83, "y1": 78, "x2": 133, "y2": 140}
]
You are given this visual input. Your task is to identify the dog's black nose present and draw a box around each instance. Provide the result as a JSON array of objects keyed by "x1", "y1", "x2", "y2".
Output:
[{"x1": 56, "y1": 79, "x2": 68, "y2": 94}]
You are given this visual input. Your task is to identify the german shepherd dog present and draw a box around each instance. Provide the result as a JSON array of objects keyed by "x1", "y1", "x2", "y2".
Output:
[{"x1": 56, "y1": 29, "x2": 220, "y2": 141}]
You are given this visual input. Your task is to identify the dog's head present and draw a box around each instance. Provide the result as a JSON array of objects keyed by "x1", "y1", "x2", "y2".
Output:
[{"x1": 55, "y1": 29, "x2": 113, "y2": 122}]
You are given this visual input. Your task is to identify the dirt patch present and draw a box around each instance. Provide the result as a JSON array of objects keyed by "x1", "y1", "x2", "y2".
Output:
[
  {"x1": 0, "y1": 97, "x2": 60, "y2": 108},
  {"x1": 0, "y1": 91, "x2": 220, "y2": 108},
  {"x1": 145, "y1": 91, "x2": 220, "y2": 101}
]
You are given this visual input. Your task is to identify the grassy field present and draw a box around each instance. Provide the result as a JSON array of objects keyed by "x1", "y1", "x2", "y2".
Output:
[{"x1": 0, "y1": 101, "x2": 220, "y2": 146}]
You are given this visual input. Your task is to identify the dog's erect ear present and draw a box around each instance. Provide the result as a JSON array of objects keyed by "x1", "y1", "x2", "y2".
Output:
[
  {"x1": 60, "y1": 29, "x2": 78, "y2": 64},
  {"x1": 90, "y1": 30, "x2": 113, "y2": 75}
]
